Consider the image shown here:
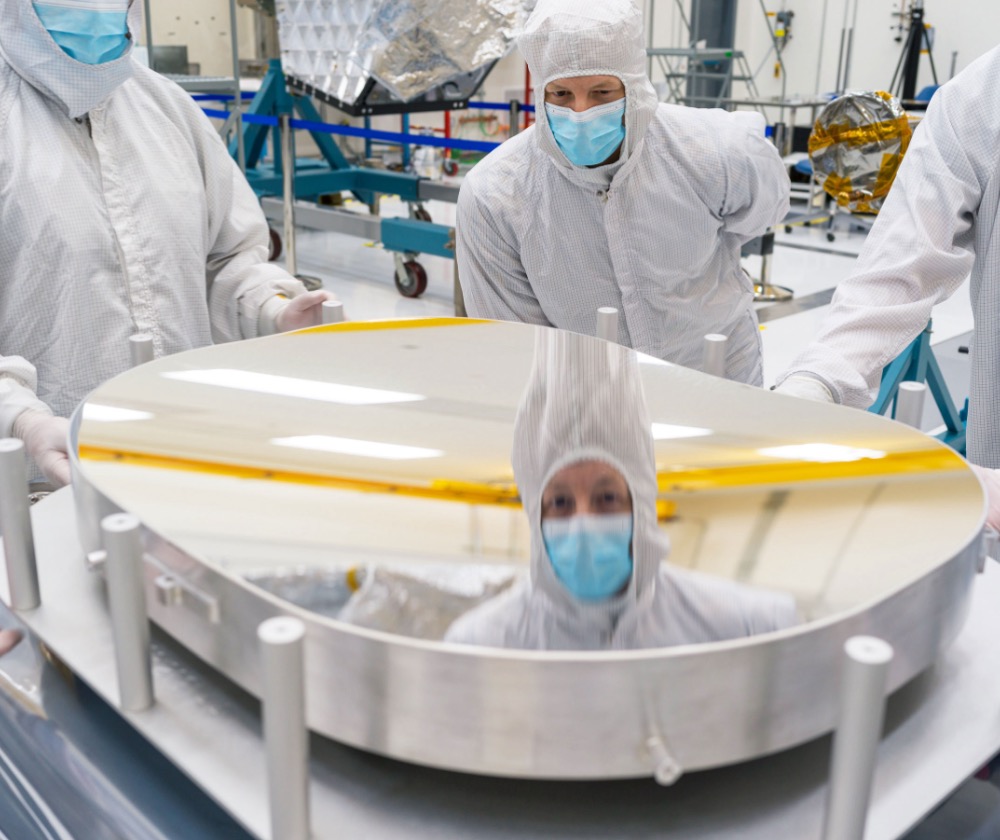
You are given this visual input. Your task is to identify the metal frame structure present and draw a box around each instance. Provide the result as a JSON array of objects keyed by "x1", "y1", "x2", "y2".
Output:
[{"x1": 869, "y1": 321, "x2": 967, "y2": 454}]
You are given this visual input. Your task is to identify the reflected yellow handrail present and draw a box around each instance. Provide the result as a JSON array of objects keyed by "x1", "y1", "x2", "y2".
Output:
[
  {"x1": 78, "y1": 445, "x2": 522, "y2": 507},
  {"x1": 79, "y1": 442, "x2": 967, "y2": 512}
]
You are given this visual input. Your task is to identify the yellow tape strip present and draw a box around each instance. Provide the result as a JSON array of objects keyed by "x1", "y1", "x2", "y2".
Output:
[{"x1": 298, "y1": 317, "x2": 491, "y2": 334}]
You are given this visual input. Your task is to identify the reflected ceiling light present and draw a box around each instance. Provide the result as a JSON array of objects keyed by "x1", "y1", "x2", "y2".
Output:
[
  {"x1": 163, "y1": 369, "x2": 424, "y2": 405},
  {"x1": 651, "y1": 423, "x2": 713, "y2": 440},
  {"x1": 272, "y1": 435, "x2": 443, "y2": 460},
  {"x1": 637, "y1": 353, "x2": 671, "y2": 366},
  {"x1": 758, "y1": 443, "x2": 887, "y2": 463},
  {"x1": 82, "y1": 404, "x2": 154, "y2": 423}
]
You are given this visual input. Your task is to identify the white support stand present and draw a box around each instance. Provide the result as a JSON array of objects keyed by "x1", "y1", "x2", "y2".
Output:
[
  {"x1": 0, "y1": 439, "x2": 39, "y2": 610},
  {"x1": 822, "y1": 636, "x2": 894, "y2": 840},
  {"x1": 259, "y1": 616, "x2": 310, "y2": 840},
  {"x1": 129, "y1": 334, "x2": 155, "y2": 367},
  {"x1": 322, "y1": 300, "x2": 345, "y2": 325},
  {"x1": 895, "y1": 381, "x2": 927, "y2": 429},
  {"x1": 102, "y1": 513, "x2": 154, "y2": 712},
  {"x1": 596, "y1": 307, "x2": 619, "y2": 343},
  {"x1": 702, "y1": 334, "x2": 728, "y2": 378}
]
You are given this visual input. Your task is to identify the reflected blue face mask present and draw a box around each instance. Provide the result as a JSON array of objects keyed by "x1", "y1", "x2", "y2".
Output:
[
  {"x1": 542, "y1": 513, "x2": 633, "y2": 602},
  {"x1": 33, "y1": 1, "x2": 131, "y2": 65},
  {"x1": 545, "y1": 98, "x2": 627, "y2": 167}
]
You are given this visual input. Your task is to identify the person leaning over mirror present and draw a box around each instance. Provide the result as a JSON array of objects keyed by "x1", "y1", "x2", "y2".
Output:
[
  {"x1": 455, "y1": 0, "x2": 790, "y2": 386},
  {"x1": 444, "y1": 330, "x2": 799, "y2": 651},
  {"x1": 772, "y1": 45, "x2": 1000, "y2": 532},
  {"x1": 0, "y1": 0, "x2": 337, "y2": 487}
]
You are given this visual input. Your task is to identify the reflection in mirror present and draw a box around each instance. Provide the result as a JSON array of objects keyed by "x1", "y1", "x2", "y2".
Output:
[
  {"x1": 74, "y1": 320, "x2": 981, "y2": 650},
  {"x1": 443, "y1": 330, "x2": 799, "y2": 650}
]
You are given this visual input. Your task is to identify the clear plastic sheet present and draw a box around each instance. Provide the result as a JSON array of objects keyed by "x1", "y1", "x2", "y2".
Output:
[
  {"x1": 246, "y1": 565, "x2": 518, "y2": 640},
  {"x1": 808, "y1": 90, "x2": 913, "y2": 214}
]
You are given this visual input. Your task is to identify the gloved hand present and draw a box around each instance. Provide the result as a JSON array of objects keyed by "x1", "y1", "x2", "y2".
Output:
[
  {"x1": 12, "y1": 410, "x2": 71, "y2": 487},
  {"x1": 0, "y1": 629, "x2": 22, "y2": 657},
  {"x1": 970, "y1": 464, "x2": 1000, "y2": 531},
  {"x1": 275, "y1": 290, "x2": 342, "y2": 333},
  {"x1": 772, "y1": 374, "x2": 836, "y2": 403}
]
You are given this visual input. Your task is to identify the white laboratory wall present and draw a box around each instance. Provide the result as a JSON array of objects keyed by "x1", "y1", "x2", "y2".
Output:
[
  {"x1": 143, "y1": 0, "x2": 259, "y2": 78},
  {"x1": 648, "y1": 0, "x2": 1000, "y2": 122}
]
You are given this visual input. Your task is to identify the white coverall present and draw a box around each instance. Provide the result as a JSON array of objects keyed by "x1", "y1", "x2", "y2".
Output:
[
  {"x1": 455, "y1": 0, "x2": 790, "y2": 385},
  {"x1": 444, "y1": 329, "x2": 799, "y2": 651},
  {"x1": 777, "y1": 46, "x2": 1000, "y2": 470},
  {"x1": 0, "y1": 0, "x2": 306, "y2": 457}
]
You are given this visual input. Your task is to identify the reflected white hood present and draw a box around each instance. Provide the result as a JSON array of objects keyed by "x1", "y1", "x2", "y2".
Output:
[
  {"x1": 0, "y1": 0, "x2": 136, "y2": 118},
  {"x1": 517, "y1": 0, "x2": 659, "y2": 176},
  {"x1": 512, "y1": 329, "x2": 667, "y2": 637}
]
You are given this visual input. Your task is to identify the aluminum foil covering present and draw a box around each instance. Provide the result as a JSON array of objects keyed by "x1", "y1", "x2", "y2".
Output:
[
  {"x1": 277, "y1": 0, "x2": 532, "y2": 106},
  {"x1": 808, "y1": 90, "x2": 913, "y2": 214},
  {"x1": 361, "y1": 0, "x2": 530, "y2": 102},
  {"x1": 247, "y1": 565, "x2": 517, "y2": 640}
]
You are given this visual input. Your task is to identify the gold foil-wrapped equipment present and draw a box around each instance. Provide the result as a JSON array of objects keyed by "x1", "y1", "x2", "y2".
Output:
[{"x1": 808, "y1": 90, "x2": 913, "y2": 214}]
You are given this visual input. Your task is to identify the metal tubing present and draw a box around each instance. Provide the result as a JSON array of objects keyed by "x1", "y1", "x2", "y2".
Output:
[
  {"x1": 0, "y1": 440, "x2": 39, "y2": 610},
  {"x1": 129, "y1": 334, "x2": 154, "y2": 368},
  {"x1": 227, "y1": 0, "x2": 246, "y2": 172},
  {"x1": 280, "y1": 114, "x2": 298, "y2": 278},
  {"x1": 509, "y1": 100, "x2": 521, "y2": 138},
  {"x1": 895, "y1": 381, "x2": 927, "y2": 429},
  {"x1": 822, "y1": 636, "x2": 893, "y2": 840},
  {"x1": 321, "y1": 301, "x2": 345, "y2": 325},
  {"x1": 702, "y1": 334, "x2": 728, "y2": 378},
  {"x1": 102, "y1": 513, "x2": 154, "y2": 711},
  {"x1": 597, "y1": 307, "x2": 618, "y2": 343},
  {"x1": 259, "y1": 617, "x2": 310, "y2": 840}
]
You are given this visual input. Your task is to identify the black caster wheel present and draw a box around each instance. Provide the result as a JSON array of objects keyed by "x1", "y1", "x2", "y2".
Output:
[
  {"x1": 395, "y1": 260, "x2": 428, "y2": 298},
  {"x1": 442, "y1": 159, "x2": 460, "y2": 177},
  {"x1": 826, "y1": 232, "x2": 836, "y2": 242},
  {"x1": 268, "y1": 228, "x2": 282, "y2": 262},
  {"x1": 413, "y1": 207, "x2": 433, "y2": 223},
  {"x1": 784, "y1": 225, "x2": 793, "y2": 234}
]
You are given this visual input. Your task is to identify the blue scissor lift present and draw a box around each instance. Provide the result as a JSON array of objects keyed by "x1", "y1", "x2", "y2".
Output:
[{"x1": 229, "y1": 60, "x2": 459, "y2": 298}]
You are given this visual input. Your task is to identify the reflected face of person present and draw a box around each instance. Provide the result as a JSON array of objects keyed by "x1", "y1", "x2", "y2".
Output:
[
  {"x1": 544, "y1": 75, "x2": 626, "y2": 113},
  {"x1": 541, "y1": 460, "x2": 632, "y2": 521}
]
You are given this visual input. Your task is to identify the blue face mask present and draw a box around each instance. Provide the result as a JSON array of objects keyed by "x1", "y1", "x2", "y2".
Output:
[
  {"x1": 545, "y1": 98, "x2": 627, "y2": 167},
  {"x1": 33, "y1": 2, "x2": 131, "y2": 65},
  {"x1": 542, "y1": 513, "x2": 633, "y2": 602}
]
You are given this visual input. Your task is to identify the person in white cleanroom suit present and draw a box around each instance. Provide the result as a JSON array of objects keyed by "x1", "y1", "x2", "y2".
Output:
[
  {"x1": 0, "y1": 0, "x2": 335, "y2": 486},
  {"x1": 456, "y1": 0, "x2": 790, "y2": 386},
  {"x1": 773, "y1": 46, "x2": 1000, "y2": 530},
  {"x1": 444, "y1": 330, "x2": 799, "y2": 651}
]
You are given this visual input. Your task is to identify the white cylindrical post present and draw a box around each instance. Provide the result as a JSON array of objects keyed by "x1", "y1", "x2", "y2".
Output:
[
  {"x1": 703, "y1": 334, "x2": 728, "y2": 378},
  {"x1": 321, "y1": 300, "x2": 345, "y2": 325},
  {"x1": 102, "y1": 513, "x2": 153, "y2": 712},
  {"x1": 259, "y1": 617, "x2": 310, "y2": 840},
  {"x1": 822, "y1": 636, "x2": 894, "y2": 840},
  {"x1": 596, "y1": 307, "x2": 618, "y2": 343},
  {"x1": 0, "y1": 439, "x2": 39, "y2": 610},
  {"x1": 895, "y1": 381, "x2": 927, "y2": 429},
  {"x1": 280, "y1": 113, "x2": 298, "y2": 278},
  {"x1": 129, "y1": 334, "x2": 155, "y2": 368}
]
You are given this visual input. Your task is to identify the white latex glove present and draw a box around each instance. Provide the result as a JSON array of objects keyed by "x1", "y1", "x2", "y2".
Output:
[
  {"x1": 12, "y1": 410, "x2": 71, "y2": 487},
  {"x1": 772, "y1": 374, "x2": 836, "y2": 403},
  {"x1": 970, "y1": 464, "x2": 1000, "y2": 532},
  {"x1": 274, "y1": 290, "x2": 341, "y2": 333}
]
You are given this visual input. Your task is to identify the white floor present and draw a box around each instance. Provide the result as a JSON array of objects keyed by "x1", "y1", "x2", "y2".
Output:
[{"x1": 274, "y1": 197, "x2": 987, "y2": 839}]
